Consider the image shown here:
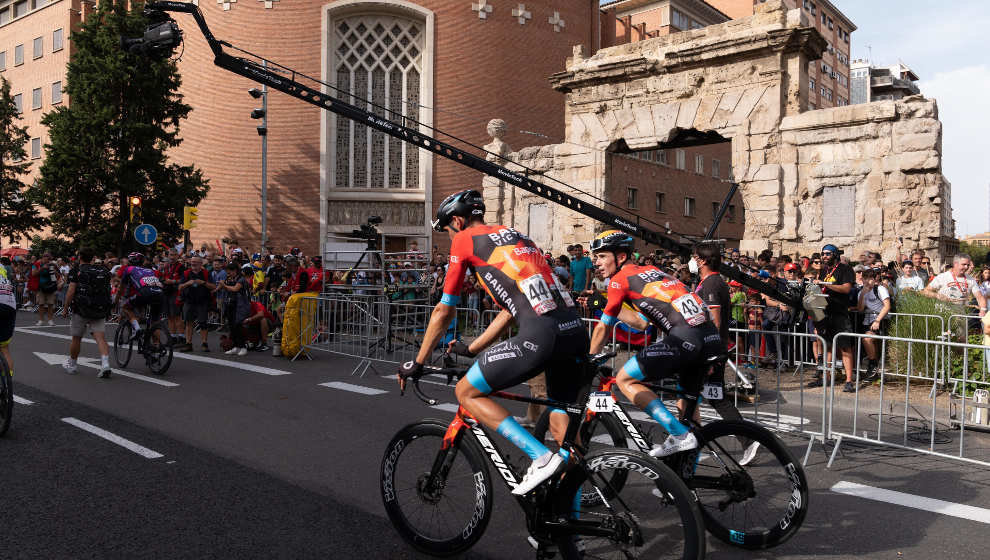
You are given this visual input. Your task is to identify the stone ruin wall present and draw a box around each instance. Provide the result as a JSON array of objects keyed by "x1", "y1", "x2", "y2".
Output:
[{"x1": 482, "y1": 0, "x2": 953, "y2": 264}]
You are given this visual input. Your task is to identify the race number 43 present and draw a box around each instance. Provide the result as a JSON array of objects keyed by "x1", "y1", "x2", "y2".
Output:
[
  {"x1": 702, "y1": 383, "x2": 723, "y2": 400},
  {"x1": 588, "y1": 391, "x2": 614, "y2": 413}
]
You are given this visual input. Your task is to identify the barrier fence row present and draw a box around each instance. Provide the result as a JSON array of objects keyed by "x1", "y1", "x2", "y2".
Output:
[{"x1": 289, "y1": 295, "x2": 990, "y2": 469}]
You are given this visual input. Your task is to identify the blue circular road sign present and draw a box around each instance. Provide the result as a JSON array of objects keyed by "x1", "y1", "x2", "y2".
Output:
[{"x1": 134, "y1": 224, "x2": 158, "y2": 246}]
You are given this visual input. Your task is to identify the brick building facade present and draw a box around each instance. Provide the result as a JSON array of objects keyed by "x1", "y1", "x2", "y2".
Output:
[
  {"x1": 0, "y1": 0, "x2": 90, "y2": 212},
  {"x1": 606, "y1": 142, "x2": 744, "y2": 247},
  {"x1": 165, "y1": 0, "x2": 600, "y2": 256}
]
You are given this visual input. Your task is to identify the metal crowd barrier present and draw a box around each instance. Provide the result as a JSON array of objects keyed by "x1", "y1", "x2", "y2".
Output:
[
  {"x1": 295, "y1": 294, "x2": 480, "y2": 375},
  {"x1": 826, "y1": 332, "x2": 990, "y2": 468}
]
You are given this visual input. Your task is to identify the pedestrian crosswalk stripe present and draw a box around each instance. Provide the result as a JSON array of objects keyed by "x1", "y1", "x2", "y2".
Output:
[{"x1": 13, "y1": 395, "x2": 34, "y2": 405}]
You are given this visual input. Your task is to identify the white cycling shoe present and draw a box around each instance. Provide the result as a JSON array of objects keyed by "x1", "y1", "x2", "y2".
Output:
[
  {"x1": 511, "y1": 451, "x2": 563, "y2": 496},
  {"x1": 649, "y1": 432, "x2": 698, "y2": 458},
  {"x1": 739, "y1": 441, "x2": 761, "y2": 466}
]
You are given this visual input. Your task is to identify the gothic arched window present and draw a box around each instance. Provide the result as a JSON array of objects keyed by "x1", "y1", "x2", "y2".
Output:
[{"x1": 331, "y1": 14, "x2": 424, "y2": 190}]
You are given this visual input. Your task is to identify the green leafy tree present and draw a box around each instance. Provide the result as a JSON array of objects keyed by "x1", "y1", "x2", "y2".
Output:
[
  {"x1": 29, "y1": 2, "x2": 208, "y2": 253},
  {"x1": 0, "y1": 76, "x2": 45, "y2": 245},
  {"x1": 957, "y1": 241, "x2": 987, "y2": 268}
]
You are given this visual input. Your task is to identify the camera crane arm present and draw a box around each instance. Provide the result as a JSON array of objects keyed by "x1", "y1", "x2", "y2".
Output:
[{"x1": 136, "y1": 2, "x2": 803, "y2": 309}]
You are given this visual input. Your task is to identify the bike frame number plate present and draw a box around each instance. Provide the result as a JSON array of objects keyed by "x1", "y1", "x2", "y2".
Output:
[
  {"x1": 702, "y1": 383, "x2": 723, "y2": 400},
  {"x1": 588, "y1": 391, "x2": 614, "y2": 413}
]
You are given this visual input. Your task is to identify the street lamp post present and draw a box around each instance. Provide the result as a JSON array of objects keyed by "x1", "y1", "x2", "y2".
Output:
[{"x1": 249, "y1": 62, "x2": 269, "y2": 252}]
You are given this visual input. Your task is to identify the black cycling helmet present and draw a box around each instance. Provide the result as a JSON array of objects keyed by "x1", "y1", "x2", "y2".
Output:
[
  {"x1": 127, "y1": 252, "x2": 145, "y2": 264},
  {"x1": 433, "y1": 189, "x2": 485, "y2": 232},
  {"x1": 590, "y1": 230, "x2": 635, "y2": 256}
]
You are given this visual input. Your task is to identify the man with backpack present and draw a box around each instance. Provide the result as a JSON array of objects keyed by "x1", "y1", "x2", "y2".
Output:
[
  {"x1": 33, "y1": 253, "x2": 60, "y2": 326},
  {"x1": 62, "y1": 247, "x2": 113, "y2": 378}
]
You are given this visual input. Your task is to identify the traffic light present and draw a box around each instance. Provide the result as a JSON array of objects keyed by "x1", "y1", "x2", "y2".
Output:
[
  {"x1": 251, "y1": 107, "x2": 267, "y2": 136},
  {"x1": 183, "y1": 206, "x2": 200, "y2": 230},
  {"x1": 129, "y1": 196, "x2": 142, "y2": 223}
]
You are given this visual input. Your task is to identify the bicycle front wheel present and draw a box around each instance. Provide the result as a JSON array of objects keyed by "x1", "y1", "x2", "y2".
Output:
[
  {"x1": 381, "y1": 420, "x2": 493, "y2": 557},
  {"x1": 113, "y1": 322, "x2": 133, "y2": 368},
  {"x1": 688, "y1": 420, "x2": 809, "y2": 549},
  {"x1": 0, "y1": 352, "x2": 13, "y2": 437},
  {"x1": 145, "y1": 322, "x2": 174, "y2": 375},
  {"x1": 554, "y1": 449, "x2": 706, "y2": 560}
]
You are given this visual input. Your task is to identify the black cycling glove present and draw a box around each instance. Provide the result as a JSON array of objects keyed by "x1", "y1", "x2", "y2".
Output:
[
  {"x1": 448, "y1": 340, "x2": 476, "y2": 358},
  {"x1": 398, "y1": 360, "x2": 424, "y2": 381}
]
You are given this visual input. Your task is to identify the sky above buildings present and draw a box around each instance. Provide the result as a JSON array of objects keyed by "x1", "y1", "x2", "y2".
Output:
[{"x1": 838, "y1": 1, "x2": 990, "y2": 237}]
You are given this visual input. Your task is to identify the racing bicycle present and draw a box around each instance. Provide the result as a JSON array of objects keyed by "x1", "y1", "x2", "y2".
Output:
[
  {"x1": 113, "y1": 307, "x2": 174, "y2": 375},
  {"x1": 532, "y1": 357, "x2": 809, "y2": 550},
  {"x1": 0, "y1": 352, "x2": 12, "y2": 437},
  {"x1": 381, "y1": 353, "x2": 706, "y2": 559}
]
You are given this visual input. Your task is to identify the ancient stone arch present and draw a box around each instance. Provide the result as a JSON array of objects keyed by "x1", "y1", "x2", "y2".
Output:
[{"x1": 483, "y1": 0, "x2": 953, "y2": 262}]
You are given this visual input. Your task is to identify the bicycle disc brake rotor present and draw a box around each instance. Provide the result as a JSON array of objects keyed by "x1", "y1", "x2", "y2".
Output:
[
  {"x1": 718, "y1": 471, "x2": 756, "y2": 510},
  {"x1": 416, "y1": 472, "x2": 444, "y2": 504}
]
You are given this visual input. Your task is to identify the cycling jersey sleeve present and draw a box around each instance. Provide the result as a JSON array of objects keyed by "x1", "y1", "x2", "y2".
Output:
[
  {"x1": 600, "y1": 275, "x2": 627, "y2": 327},
  {"x1": 440, "y1": 232, "x2": 471, "y2": 307}
]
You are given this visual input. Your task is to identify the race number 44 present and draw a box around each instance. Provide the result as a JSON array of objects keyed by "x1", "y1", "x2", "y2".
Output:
[
  {"x1": 520, "y1": 275, "x2": 557, "y2": 315},
  {"x1": 588, "y1": 391, "x2": 614, "y2": 413}
]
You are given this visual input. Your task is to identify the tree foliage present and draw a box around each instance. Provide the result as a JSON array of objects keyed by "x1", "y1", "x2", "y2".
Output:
[
  {"x1": 29, "y1": 2, "x2": 208, "y2": 253},
  {"x1": 957, "y1": 241, "x2": 987, "y2": 268},
  {"x1": 0, "y1": 76, "x2": 45, "y2": 245}
]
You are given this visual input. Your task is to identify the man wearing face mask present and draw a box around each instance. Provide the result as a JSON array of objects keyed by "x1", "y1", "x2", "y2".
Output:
[{"x1": 808, "y1": 244, "x2": 858, "y2": 392}]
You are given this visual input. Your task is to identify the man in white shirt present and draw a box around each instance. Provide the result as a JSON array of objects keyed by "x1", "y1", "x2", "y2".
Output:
[
  {"x1": 896, "y1": 260, "x2": 925, "y2": 292},
  {"x1": 923, "y1": 253, "x2": 987, "y2": 316}
]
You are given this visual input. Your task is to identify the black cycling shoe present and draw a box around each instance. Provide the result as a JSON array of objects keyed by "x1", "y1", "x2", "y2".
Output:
[
  {"x1": 842, "y1": 382, "x2": 857, "y2": 393},
  {"x1": 806, "y1": 377, "x2": 825, "y2": 388}
]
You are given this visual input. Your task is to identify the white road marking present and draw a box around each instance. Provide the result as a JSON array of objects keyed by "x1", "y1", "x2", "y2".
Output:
[
  {"x1": 13, "y1": 395, "x2": 34, "y2": 405},
  {"x1": 832, "y1": 481, "x2": 990, "y2": 525},
  {"x1": 61, "y1": 417, "x2": 164, "y2": 459},
  {"x1": 19, "y1": 328, "x2": 292, "y2": 376},
  {"x1": 32, "y1": 352, "x2": 179, "y2": 387},
  {"x1": 319, "y1": 381, "x2": 387, "y2": 395}
]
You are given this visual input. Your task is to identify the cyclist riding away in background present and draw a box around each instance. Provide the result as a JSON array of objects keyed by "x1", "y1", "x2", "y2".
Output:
[
  {"x1": 588, "y1": 230, "x2": 726, "y2": 457},
  {"x1": 115, "y1": 252, "x2": 164, "y2": 338},
  {"x1": 397, "y1": 189, "x2": 590, "y2": 496}
]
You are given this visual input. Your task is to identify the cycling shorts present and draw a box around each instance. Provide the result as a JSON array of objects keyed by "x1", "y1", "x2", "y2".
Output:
[
  {"x1": 622, "y1": 325, "x2": 724, "y2": 396},
  {"x1": 126, "y1": 286, "x2": 163, "y2": 317},
  {"x1": 0, "y1": 304, "x2": 14, "y2": 348},
  {"x1": 466, "y1": 311, "x2": 591, "y2": 405}
]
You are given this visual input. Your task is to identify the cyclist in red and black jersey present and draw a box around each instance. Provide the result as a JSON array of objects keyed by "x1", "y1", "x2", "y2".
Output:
[
  {"x1": 588, "y1": 230, "x2": 726, "y2": 457},
  {"x1": 398, "y1": 190, "x2": 590, "y2": 496}
]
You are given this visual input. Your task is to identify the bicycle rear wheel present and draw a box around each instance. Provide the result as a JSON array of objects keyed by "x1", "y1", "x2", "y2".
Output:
[
  {"x1": 687, "y1": 420, "x2": 809, "y2": 549},
  {"x1": 554, "y1": 449, "x2": 705, "y2": 560},
  {"x1": 113, "y1": 322, "x2": 133, "y2": 368},
  {"x1": 145, "y1": 322, "x2": 174, "y2": 375},
  {"x1": 381, "y1": 420, "x2": 493, "y2": 557},
  {"x1": 0, "y1": 352, "x2": 12, "y2": 437}
]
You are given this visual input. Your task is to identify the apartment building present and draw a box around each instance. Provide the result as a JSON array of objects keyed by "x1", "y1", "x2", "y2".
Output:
[
  {"x1": 599, "y1": 0, "x2": 731, "y2": 46},
  {"x1": 707, "y1": 0, "x2": 856, "y2": 109},
  {"x1": 0, "y1": 0, "x2": 89, "y2": 192},
  {"x1": 850, "y1": 60, "x2": 921, "y2": 104}
]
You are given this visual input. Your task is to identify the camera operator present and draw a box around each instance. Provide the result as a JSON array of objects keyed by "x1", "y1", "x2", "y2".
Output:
[{"x1": 807, "y1": 244, "x2": 858, "y2": 393}]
